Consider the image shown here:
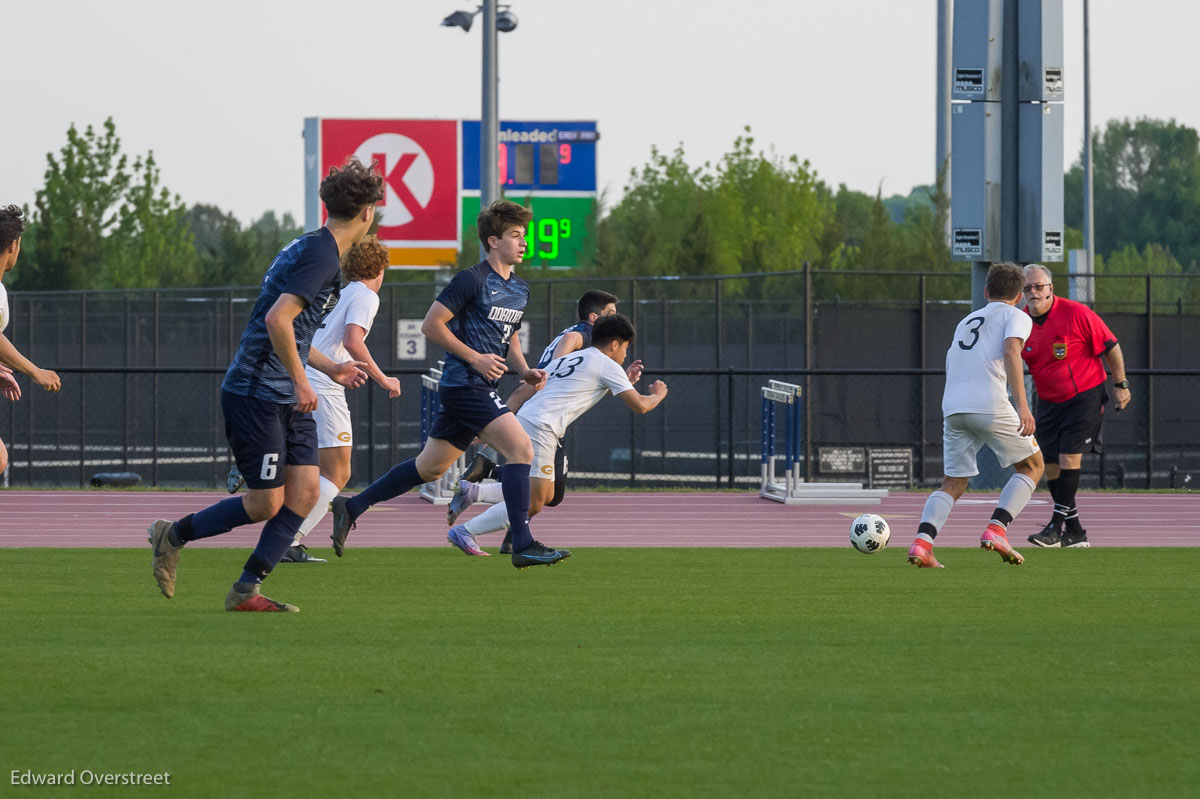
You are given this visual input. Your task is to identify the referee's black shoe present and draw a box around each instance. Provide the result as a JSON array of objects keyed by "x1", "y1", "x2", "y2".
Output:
[
  {"x1": 1059, "y1": 528, "x2": 1091, "y2": 548},
  {"x1": 499, "y1": 530, "x2": 513, "y2": 555},
  {"x1": 1028, "y1": 523, "x2": 1063, "y2": 548}
]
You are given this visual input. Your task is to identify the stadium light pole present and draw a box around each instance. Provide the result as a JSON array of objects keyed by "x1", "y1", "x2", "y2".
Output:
[
  {"x1": 1082, "y1": 0, "x2": 1095, "y2": 276},
  {"x1": 442, "y1": 3, "x2": 519, "y2": 224}
]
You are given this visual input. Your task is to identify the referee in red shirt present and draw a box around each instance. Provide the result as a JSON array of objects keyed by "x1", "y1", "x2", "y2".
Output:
[{"x1": 1021, "y1": 264, "x2": 1132, "y2": 548}]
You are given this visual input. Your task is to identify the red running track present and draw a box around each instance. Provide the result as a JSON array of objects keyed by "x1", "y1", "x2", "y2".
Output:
[{"x1": 0, "y1": 490, "x2": 1196, "y2": 549}]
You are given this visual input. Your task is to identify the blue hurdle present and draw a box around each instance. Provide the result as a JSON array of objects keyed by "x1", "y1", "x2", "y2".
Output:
[
  {"x1": 417, "y1": 362, "x2": 466, "y2": 505},
  {"x1": 759, "y1": 380, "x2": 888, "y2": 505}
]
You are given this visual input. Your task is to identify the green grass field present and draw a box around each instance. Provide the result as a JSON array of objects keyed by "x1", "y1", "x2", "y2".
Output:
[{"x1": 3, "y1": 548, "x2": 1198, "y2": 798}]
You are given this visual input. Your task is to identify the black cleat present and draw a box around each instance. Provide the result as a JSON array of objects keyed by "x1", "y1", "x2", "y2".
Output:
[
  {"x1": 1027, "y1": 523, "x2": 1063, "y2": 548},
  {"x1": 511, "y1": 540, "x2": 570, "y2": 569},
  {"x1": 330, "y1": 496, "x2": 356, "y2": 558},
  {"x1": 460, "y1": 452, "x2": 497, "y2": 484},
  {"x1": 499, "y1": 530, "x2": 513, "y2": 555},
  {"x1": 278, "y1": 544, "x2": 327, "y2": 563},
  {"x1": 1060, "y1": 528, "x2": 1091, "y2": 548}
]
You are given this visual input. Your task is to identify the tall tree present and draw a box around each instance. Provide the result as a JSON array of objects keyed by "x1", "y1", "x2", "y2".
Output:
[
  {"x1": 15, "y1": 118, "x2": 196, "y2": 290},
  {"x1": 1065, "y1": 117, "x2": 1200, "y2": 270},
  {"x1": 16, "y1": 119, "x2": 130, "y2": 290}
]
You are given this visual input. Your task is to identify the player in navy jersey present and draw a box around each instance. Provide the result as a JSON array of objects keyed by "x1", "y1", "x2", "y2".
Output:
[
  {"x1": 448, "y1": 290, "x2": 634, "y2": 551},
  {"x1": 330, "y1": 199, "x2": 570, "y2": 568},
  {"x1": 147, "y1": 159, "x2": 383, "y2": 612}
]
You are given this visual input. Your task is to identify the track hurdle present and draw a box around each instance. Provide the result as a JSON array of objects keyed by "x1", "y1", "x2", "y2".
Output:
[
  {"x1": 760, "y1": 380, "x2": 888, "y2": 505},
  {"x1": 417, "y1": 362, "x2": 466, "y2": 505}
]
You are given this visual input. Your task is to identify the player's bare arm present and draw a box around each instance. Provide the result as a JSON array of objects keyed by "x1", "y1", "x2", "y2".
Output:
[
  {"x1": 0, "y1": 362, "x2": 20, "y2": 401},
  {"x1": 344, "y1": 324, "x2": 401, "y2": 398},
  {"x1": 552, "y1": 331, "x2": 584, "y2": 360},
  {"x1": 306, "y1": 346, "x2": 368, "y2": 391},
  {"x1": 1003, "y1": 337, "x2": 1035, "y2": 436},
  {"x1": 507, "y1": 329, "x2": 585, "y2": 412},
  {"x1": 421, "y1": 300, "x2": 506, "y2": 382},
  {"x1": 265, "y1": 293, "x2": 320, "y2": 413},
  {"x1": 506, "y1": 330, "x2": 546, "y2": 389},
  {"x1": 0, "y1": 333, "x2": 61, "y2": 392},
  {"x1": 617, "y1": 380, "x2": 668, "y2": 415},
  {"x1": 1104, "y1": 343, "x2": 1131, "y2": 410}
]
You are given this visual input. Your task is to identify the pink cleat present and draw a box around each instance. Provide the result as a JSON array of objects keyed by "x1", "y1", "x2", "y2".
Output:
[
  {"x1": 907, "y1": 538, "x2": 944, "y2": 568},
  {"x1": 981, "y1": 524, "x2": 1024, "y2": 565}
]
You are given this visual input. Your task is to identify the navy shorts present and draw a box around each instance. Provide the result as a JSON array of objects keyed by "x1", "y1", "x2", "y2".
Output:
[
  {"x1": 222, "y1": 390, "x2": 318, "y2": 489},
  {"x1": 429, "y1": 385, "x2": 512, "y2": 451},
  {"x1": 1035, "y1": 382, "x2": 1107, "y2": 462}
]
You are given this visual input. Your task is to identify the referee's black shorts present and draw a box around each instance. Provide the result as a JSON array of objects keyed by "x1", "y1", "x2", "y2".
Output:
[{"x1": 1034, "y1": 382, "x2": 1107, "y2": 462}]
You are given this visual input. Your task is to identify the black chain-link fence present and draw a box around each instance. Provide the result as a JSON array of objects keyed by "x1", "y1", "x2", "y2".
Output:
[{"x1": 4, "y1": 268, "x2": 1199, "y2": 489}]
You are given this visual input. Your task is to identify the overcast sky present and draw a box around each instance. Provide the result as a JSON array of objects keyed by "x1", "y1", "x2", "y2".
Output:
[{"x1": 3, "y1": 1, "x2": 1198, "y2": 225}]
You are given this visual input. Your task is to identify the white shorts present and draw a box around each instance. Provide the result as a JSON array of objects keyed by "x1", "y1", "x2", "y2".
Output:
[
  {"x1": 942, "y1": 410, "x2": 1040, "y2": 477},
  {"x1": 314, "y1": 392, "x2": 353, "y2": 449},
  {"x1": 518, "y1": 417, "x2": 560, "y2": 481}
]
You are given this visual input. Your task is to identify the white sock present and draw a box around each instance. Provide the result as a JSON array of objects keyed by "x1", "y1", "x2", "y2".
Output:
[
  {"x1": 920, "y1": 490, "x2": 956, "y2": 533},
  {"x1": 296, "y1": 476, "x2": 341, "y2": 543},
  {"x1": 996, "y1": 472, "x2": 1037, "y2": 519},
  {"x1": 464, "y1": 501, "x2": 511, "y2": 536},
  {"x1": 476, "y1": 481, "x2": 505, "y2": 503}
]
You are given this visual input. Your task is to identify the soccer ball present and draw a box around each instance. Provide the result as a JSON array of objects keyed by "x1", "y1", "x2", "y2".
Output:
[{"x1": 849, "y1": 513, "x2": 891, "y2": 553}]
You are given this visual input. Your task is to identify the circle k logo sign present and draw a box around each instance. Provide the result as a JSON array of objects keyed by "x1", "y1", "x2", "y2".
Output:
[{"x1": 321, "y1": 120, "x2": 458, "y2": 245}]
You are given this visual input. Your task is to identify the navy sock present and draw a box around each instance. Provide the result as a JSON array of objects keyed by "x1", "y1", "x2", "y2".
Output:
[
  {"x1": 347, "y1": 459, "x2": 422, "y2": 519},
  {"x1": 238, "y1": 505, "x2": 305, "y2": 585},
  {"x1": 178, "y1": 497, "x2": 253, "y2": 543},
  {"x1": 501, "y1": 463, "x2": 533, "y2": 553}
]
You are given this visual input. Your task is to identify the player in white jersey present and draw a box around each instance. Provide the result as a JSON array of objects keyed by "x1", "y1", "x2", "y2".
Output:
[
  {"x1": 451, "y1": 290, "x2": 626, "y2": 537},
  {"x1": 444, "y1": 313, "x2": 667, "y2": 555},
  {"x1": 908, "y1": 262, "x2": 1044, "y2": 568},
  {"x1": 0, "y1": 205, "x2": 63, "y2": 475},
  {"x1": 280, "y1": 236, "x2": 402, "y2": 562}
]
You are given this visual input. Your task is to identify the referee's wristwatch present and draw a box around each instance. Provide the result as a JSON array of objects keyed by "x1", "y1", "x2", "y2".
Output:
[{"x1": 1113, "y1": 379, "x2": 1130, "y2": 389}]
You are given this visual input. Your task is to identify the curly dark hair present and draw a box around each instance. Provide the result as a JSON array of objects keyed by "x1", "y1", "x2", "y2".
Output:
[
  {"x1": 341, "y1": 235, "x2": 390, "y2": 283},
  {"x1": 0, "y1": 204, "x2": 27, "y2": 250},
  {"x1": 320, "y1": 158, "x2": 385, "y2": 220},
  {"x1": 477, "y1": 199, "x2": 532, "y2": 251}
]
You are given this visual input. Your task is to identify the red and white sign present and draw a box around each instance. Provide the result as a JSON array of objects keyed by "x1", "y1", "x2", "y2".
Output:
[{"x1": 320, "y1": 119, "x2": 459, "y2": 248}]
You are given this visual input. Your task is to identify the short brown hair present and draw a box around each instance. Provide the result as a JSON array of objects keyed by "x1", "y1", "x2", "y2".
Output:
[
  {"x1": 0, "y1": 204, "x2": 26, "y2": 250},
  {"x1": 578, "y1": 290, "x2": 619, "y2": 320},
  {"x1": 477, "y1": 199, "x2": 532, "y2": 252},
  {"x1": 986, "y1": 262, "x2": 1025, "y2": 301},
  {"x1": 341, "y1": 235, "x2": 389, "y2": 282},
  {"x1": 321, "y1": 158, "x2": 385, "y2": 220}
]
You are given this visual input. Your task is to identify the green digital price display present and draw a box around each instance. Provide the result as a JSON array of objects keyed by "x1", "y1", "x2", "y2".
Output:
[{"x1": 461, "y1": 195, "x2": 594, "y2": 268}]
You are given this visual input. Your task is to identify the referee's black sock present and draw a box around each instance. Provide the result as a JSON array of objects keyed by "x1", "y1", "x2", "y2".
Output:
[
  {"x1": 1058, "y1": 468, "x2": 1083, "y2": 532},
  {"x1": 1046, "y1": 477, "x2": 1066, "y2": 529}
]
